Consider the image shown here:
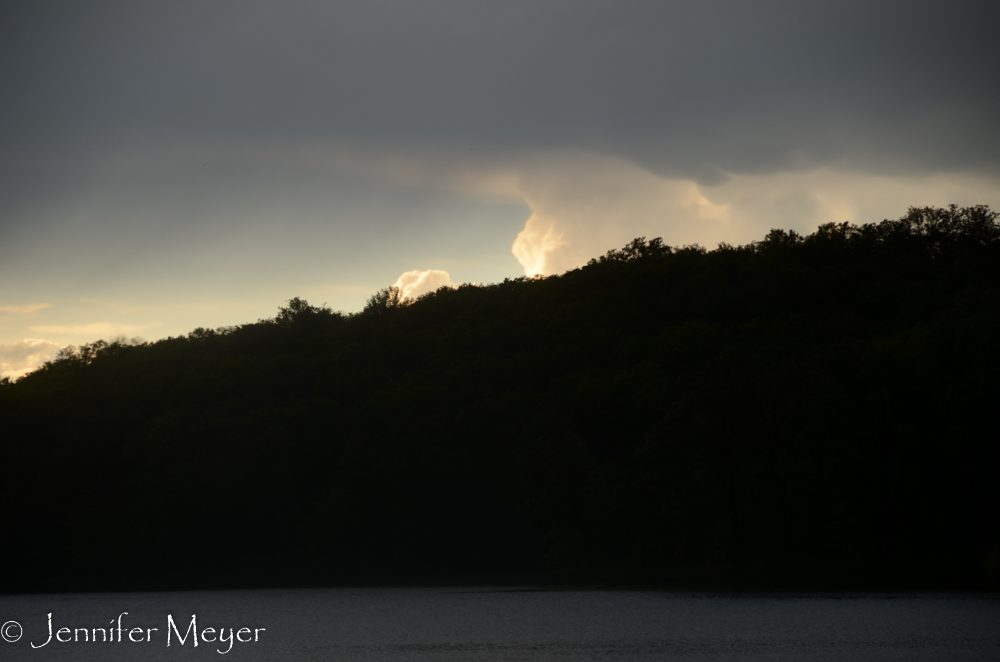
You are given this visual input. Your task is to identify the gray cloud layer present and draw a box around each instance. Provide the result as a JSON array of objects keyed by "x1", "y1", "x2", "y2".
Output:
[
  {"x1": 2, "y1": 0, "x2": 999, "y2": 354},
  {"x1": 2, "y1": 0, "x2": 997, "y2": 182}
]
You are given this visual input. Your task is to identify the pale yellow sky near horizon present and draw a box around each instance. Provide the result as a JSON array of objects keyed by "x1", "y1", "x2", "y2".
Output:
[{"x1": 3, "y1": 149, "x2": 998, "y2": 381}]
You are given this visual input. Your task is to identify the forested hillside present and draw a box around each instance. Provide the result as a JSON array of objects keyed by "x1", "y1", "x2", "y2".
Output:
[{"x1": 2, "y1": 205, "x2": 998, "y2": 593}]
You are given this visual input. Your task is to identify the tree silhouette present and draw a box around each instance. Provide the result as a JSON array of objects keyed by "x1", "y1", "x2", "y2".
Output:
[{"x1": 1, "y1": 206, "x2": 997, "y2": 593}]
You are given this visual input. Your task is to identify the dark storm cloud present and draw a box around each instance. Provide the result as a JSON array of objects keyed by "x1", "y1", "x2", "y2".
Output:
[{"x1": 2, "y1": 0, "x2": 997, "y2": 182}]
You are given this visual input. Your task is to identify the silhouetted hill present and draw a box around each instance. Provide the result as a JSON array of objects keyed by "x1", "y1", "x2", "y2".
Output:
[{"x1": 2, "y1": 205, "x2": 998, "y2": 593}]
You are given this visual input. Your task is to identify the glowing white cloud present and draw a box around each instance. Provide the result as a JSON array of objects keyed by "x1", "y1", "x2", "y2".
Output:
[
  {"x1": 0, "y1": 338, "x2": 64, "y2": 380},
  {"x1": 393, "y1": 269, "x2": 457, "y2": 301},
  {"x1": 511, "y1": 215, "x2": 567, "y2": 278}
]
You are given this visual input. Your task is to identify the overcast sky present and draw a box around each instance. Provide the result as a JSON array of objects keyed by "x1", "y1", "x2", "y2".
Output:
[{"x1": 2, "y1": 0, "x2": 999, "y2": 377}]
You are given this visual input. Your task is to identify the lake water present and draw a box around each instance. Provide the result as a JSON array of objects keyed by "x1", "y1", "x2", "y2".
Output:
[{"x1": 1, "y1": 588, "x2": 997, "y2": 660}]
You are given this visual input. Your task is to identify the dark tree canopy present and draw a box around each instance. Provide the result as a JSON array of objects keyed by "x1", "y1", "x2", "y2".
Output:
[{"x1": 1, "y1": 205, "x2": 998, "y2": 593}]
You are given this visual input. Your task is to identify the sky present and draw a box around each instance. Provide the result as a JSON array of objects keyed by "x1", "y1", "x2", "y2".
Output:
[{"x1": 2, "y1": 1, "x2": 999, "y2": 378}]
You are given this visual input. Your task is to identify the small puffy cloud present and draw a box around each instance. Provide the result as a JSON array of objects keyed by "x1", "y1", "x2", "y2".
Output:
[
  {"x1": 0, "y1": 339, "x2": 64, "y2": 380},
  {"x1": 393, "y1": 269, "x2": 456, "y2": 301},
  {"x1": 0, "y1": 303, "x2": 52, "y2": 314},
  {"x1": 29, "y1": 322, "x2": 151, "y2": 336}
]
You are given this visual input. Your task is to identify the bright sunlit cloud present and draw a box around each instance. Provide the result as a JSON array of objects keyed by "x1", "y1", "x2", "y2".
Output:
[{"x1": 393, "y1": 269, "x2": 457, "y2": 301}]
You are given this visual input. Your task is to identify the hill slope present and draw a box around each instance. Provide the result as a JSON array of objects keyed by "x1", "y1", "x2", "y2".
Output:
[{"x1": 2, "y1": 205, "x2": 999, "y2": 592}]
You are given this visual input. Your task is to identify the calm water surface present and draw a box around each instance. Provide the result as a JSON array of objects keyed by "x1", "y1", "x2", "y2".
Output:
[{"x1": 1, "y1": 588, "x2": 997, "y2": 661}]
